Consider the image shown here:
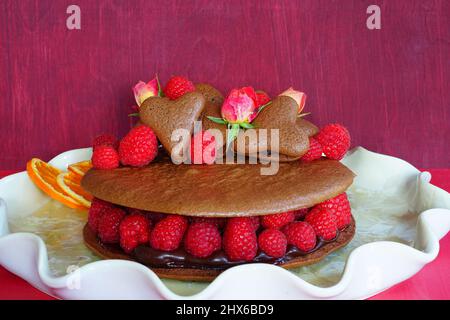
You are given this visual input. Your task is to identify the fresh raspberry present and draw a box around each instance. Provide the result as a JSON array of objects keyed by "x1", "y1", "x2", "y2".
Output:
[
  {"x1": 223, "y1": 218, "x2": 258, "y2": 261},
  {"x1": 305, "y1": 207, "x2": 338, "y2": 241},
  {"x1": 315, "y1": 193, "x2": 352, "y2": 230},
  {"x1": 226, "y1": 216, "x2": 260, "y2": 232},
  {"x1": 97, "y1": 207, "x2": 126, "y2": 244},
  {"x1": 190, "y1": 217, "x2": 227, "y2": 229},
  {"x1": 255, "y1": 91, "x2": 271, "y2": 107},
  {"x1": 283, "y1": 221, "x2": 317, "y2": 252},
  {"x1": 261, "y1": 211, "x2": 295, "y2": 229},
  {"x1": 190, "y1": 130, "x2": 216, "y2": 164},
  {"x1": 119, "y1": 214, "x2": 151, "y2": 253},
  {"x1": 293, "y1": 208, "x2": 309, "y2": 220},
  {"x1": 258, "y1": 229, "x2": 287, "y2": 258},
  {"x1": 118, "y1": 125, "x2": 158, "y2": 167},
  {"x1": 164, "y1": 76, "x2": 195, "y2": 100},
  {"x1": 92, "y1": 145, "x2": 120, "y2": 170},
  {"x1": 88, "y1": 198, "x2": 114, "y2": 233},
  {"x1": 315, "y1": 124, "x2": 350, "y2": 160},
  {"x1": 300, "y1": 137, "x2": 323, "y2": 162},
  {"x1": 92, "y1": 134, "x2": 118, "y2": 149},
  {"x1": 184, "y1": 222, "x2": 222, "y2": 258},
  {"x1": 149, "y1": 215, "x2": 188, "y2": 251}
]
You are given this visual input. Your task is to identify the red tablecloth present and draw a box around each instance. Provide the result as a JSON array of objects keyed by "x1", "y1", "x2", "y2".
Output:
[{"x1": 0, "y1": 169, "x2": 449, "y2": 300}]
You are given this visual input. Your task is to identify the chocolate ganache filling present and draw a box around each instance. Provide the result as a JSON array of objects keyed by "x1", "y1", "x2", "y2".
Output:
[{"x1": 84, "y1": 218, "x2": 355, "y2": 271}]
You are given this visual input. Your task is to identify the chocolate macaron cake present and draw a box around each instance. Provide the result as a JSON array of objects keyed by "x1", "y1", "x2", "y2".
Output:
[{"x1": 82, "y1": 76, "x2": 355, "y2": 281}]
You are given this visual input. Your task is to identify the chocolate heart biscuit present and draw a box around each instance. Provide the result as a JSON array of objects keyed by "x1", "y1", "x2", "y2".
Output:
[
  {"x1": 195, "y1": 83, "x2": 224, "y2": 107},
  {"x1": 196, "y1": 83, "x2": 227, "y2": 151},
  {"x1": 200, "y1": 101, "x2": 229, "y2": 153},
  {"x1": 235, "y1": 95, "x2": 309, "y2": 158},
  {"x1": 297, "y1": 118, "x2": 319, "y2": 137},
  {"x1": 245, "y1": 119, "x2": 319, "y2": 162},
  {"x1": 139, "y1": 92, "x2": 206, "y2": 158}
]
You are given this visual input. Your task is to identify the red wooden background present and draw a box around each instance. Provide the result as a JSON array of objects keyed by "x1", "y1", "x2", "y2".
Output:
[{"x1": 0, "y1": 0, "x2": 449, "y2": 170}]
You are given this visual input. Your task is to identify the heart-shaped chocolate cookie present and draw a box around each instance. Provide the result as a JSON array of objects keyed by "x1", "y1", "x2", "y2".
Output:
[
  {"x1": 196, "y1": 83, "x2": 224, "y2": 107},
  {"x1": 139, "y1": 92, "x2": 206, "y2": 158},
  {"x1": 201, "y1": 102, "x2": 227, "y2": 150},
  {"x1": 235, "y1": 95, "x2": 309, "y2": 158},
  {"x1": 196, "y1": 84, "x2": 228, "y2": 152},
  {"x1": 297, "y1": 118, "x2": 319, "y2": 137},
  {"x1": 246, "y1": 119, "x2": 318, "y2": 162}
]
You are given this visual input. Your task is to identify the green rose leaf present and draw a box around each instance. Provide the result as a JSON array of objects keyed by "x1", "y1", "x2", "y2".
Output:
[
  {"x1": 257, "y1": 101, "x2": 272, "y2": 113},
  {"x1": 240, "y1": 122, "x2": 254, "y2": 129},
  {"x1": 156, "y1": 74, "x2": 163, "y2": 97},
  {"x1": 207, "y1": 116, "x2": 227, "y2": 124}
]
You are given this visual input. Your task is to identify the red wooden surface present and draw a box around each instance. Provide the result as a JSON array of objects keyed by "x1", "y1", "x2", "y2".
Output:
[
  {"x1": 0, "y1": 0, "x2": 449, "y2": 170},
  {"x1": 0, "y1": 168, "x2": 449, "y2": 300}
]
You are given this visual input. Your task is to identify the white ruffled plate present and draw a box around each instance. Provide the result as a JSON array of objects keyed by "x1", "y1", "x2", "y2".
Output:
[{"x1": 0, "y1": 147, "x2": 449, "y2": 300}]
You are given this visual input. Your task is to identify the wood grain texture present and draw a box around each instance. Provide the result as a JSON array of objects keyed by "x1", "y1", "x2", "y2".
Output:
[{"x1": 0, "y1": 0, "x2": 449, "y2": 169}]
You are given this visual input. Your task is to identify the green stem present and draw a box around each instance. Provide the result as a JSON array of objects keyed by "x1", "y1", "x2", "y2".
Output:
[{"x1": 226, "y1": 123, "x2": 240, "y2": 149}]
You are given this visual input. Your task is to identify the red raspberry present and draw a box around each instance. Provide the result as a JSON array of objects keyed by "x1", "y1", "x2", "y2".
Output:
[
  {"x1": 88, "y1": 198, "x2": 114, "y2": 233},
  {"x1": 283, "y1": 221, "x2": 316, "y2": 252},
  {"x1": 92, "y1": 134, "x2": 118, "y2": 149},
  {"x1": 184, "y1": 222, "x2": 222, "y2": 258},
  {"x1": 305, "y1": 207, "x2": 338, "y2": 241},
  {"x1": 315, "y1": 124, "x2": 351, "y2": 160},
  {"x1": 223, "y1": 218, "x2": 258, "y2": 261},
  {"x1": 293, "y1": 208, "x2": 309, "y2": 220},
  {"x1": 300, "y1": 137, "x2": 323, "y2": 162},
  {"x1": 164, "y1": 76, "x2": 195, "y2": 100},
  {"x1": 190, "y1": 130, "x2": 216, "y2": 164},
  {"x1": 92, "y1": 145, "x2": 120, "y2": 170},
  {"x1": 119, "y1": 214, "x2": 151, "y2": 253},
  {"x1": 97, "y1": 207, "x2": 126, "y2": 243},
  {"x1": 255, "y1": 91, "x2": 271, "y2": 107},
  {"x1": 258, "y1": 229, "x2": 287, "y2": 258},
  {"x1": 261, "y1": 211, "x2": 295, "y2": 229},
  {"x1": 227, "y1": 216, "x2": 260, "y2": 231},
  {"x1": 118, "y1": 125, "x2": 158, "y2": 167},
  {"x1": 190, "y1": 217, "x2": 227, "y2": 229},
  {"x1": 315, "y1": 193, "x2": 352, "y2": 230},
  {"x1": 149, "y1": 215, "x2": 188, "y2": 251}
]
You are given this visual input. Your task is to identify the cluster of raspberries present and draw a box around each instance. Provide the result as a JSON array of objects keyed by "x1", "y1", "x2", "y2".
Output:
[
  {"x1": 88, "y1": 193, "x2": 352, "y2": 261},
  {"x1": 91, "y1": 125, "x2": 159, "y2": 170},
  {"x1": 301, "y1": 124, "x2": 351, "y2": 161}
]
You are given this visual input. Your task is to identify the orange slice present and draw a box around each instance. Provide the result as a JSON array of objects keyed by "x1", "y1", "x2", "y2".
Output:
[
  {"x1": 26, "y1": 158, "x2": 86, "y2": 210},
  {"x1": 56, "y1": 172, "x2": 92, "y2": 208},
  {"x1": 68, "y1": 160, "x2": 92, "y2": 177}
]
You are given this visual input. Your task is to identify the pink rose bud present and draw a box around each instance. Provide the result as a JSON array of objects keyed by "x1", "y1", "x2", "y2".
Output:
[
  {"x1": 133, "y1": 78, "x2": 159, "y2": 106},
  {"x1": 221, "y1": 87, "x2": 259, "y2": 124},
  {"x1": 279, "y1": 88, "x2": 306, "y2": 114}
]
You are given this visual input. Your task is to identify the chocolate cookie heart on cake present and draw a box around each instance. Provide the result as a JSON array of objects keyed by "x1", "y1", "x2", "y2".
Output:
[{"x1": 139, "y1": 92, "x2": 206, "y2": 160}]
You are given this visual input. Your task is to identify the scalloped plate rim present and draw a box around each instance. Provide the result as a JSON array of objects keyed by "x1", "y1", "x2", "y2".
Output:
[{"x1": 0, "y1": 147, "x2": 449, "y2": 299}]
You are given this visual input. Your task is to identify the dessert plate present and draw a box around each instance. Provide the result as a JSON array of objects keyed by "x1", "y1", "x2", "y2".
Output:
[{"x1": 0, "y1": 147, "x2": 449, "y2": 299}]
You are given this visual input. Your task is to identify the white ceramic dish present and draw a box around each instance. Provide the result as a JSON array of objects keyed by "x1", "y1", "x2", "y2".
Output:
[{"x1": 0, "y1": 147, "x2": 449, "y2": 300}]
